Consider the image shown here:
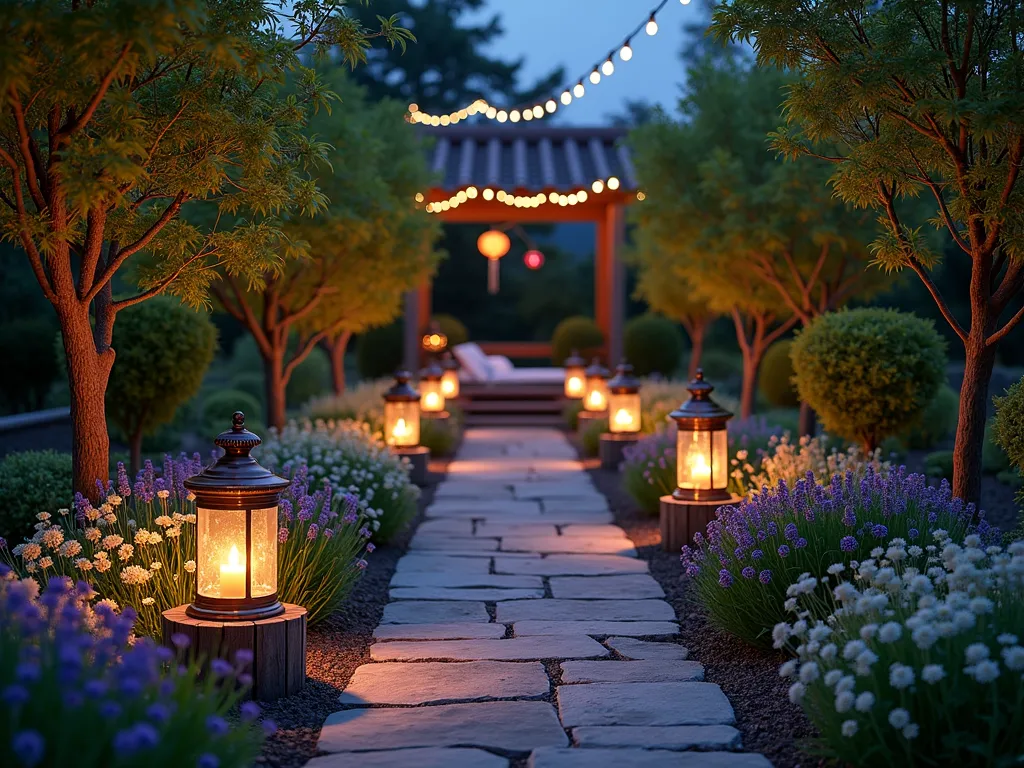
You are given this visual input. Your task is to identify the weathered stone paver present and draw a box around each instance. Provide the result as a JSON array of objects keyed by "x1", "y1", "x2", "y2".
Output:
[{"x1": 316, "y1": 427, "x2": 765, "y2": 767}]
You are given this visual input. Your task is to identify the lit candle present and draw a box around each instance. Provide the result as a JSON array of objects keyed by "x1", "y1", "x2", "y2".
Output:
[
  {"x1": 613, "y1": 408, "x2": 634, "y2": 428},
  {"x1": 424, "y1": 392, "x2": 440, "y2": 409},
  {"x1": 442, "y1": 379, "x2": 455, "y2": 396},
  {"x1": 588, "y1": 390, "x2": 605, "y2": 409},
  {"x1": 393, "y1": 418, "x2": 410, "y2": 440},
  {"x1": 220, "y1": 544, "x2": 246, "y2": 598},
  {"x1": 689, "y1": 453, "x2": 711, "y2": 484},
  {"x1": 567, "y1": 376, "x2": 583, "y2": 395}
]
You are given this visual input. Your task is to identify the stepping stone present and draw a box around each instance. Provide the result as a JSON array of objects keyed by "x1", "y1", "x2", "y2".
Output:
[
  {"x1": 549, "y1": 575, "x2": 665, "y2": 599},
  {"x1": 495, "y1": 555, "x2": 648, "y2": 577},
  {"x1": 535, "y1": 510, "x2": 615, "y2": 524},
  {"x1": 559, "y1": 660, "x2": 703, "y2": 684},
  {"x1": 390, "y1": 587, "x2": 545, "y2": 601},
  {"x1": 556, "y1": 682, "x2": 735, "y2": 727},
  {"x1": 390, "y1": 573, "x2": 544, "y2": 589},
  {"x1": 572, "y1": 724, "x2": 740, "y2": 750},
  {"x1": 501, "y1": 536, "x2": 636, "y2": 556},
  {"x1": 370, "y1": 635, "x2": 610, "y2": 661},
  {"x1": 306, "y1": 748, "x2": 508, "y2": 768},
  {"x1": 428, "y1": 501, "x2": 540, "y2": 518},
  {"x1": 433, "y1": 482, "x2": 516, "y2": 499},
  {"x1": 559, "y1": 524, "x2": 629, "y2": 538},
  {"x1": 416, "y1": 519, "x2": 473, "y2": 535},
  {"x1": 607, "y1": 637, "x2": 689, "y2": 660},
  {"x1": 515, "y1": 621, "x2": 679, "y2": 638},
  {"x1": 374, "y1": 623, "x2": 506, "y2": 641},
  {"x1": 476, "y1": 523, "x2": 559, "y2": 538},
  {"x1": 497, "y1": 600, "x2": 676, "y2": 623},
  {"x1": 410, "y1": 536, "x2": 498, "y2": 551},
  {"x1": 513, "y1": 482, "x2": 601, "y2": 499},
  {"x1": 395, "y1": 556, "x2": 492, "y2": 574},
  {"x1": 319, "y1": 701, "x2": 567, "y2": 755},
  {"x1": 340, "y1": 661, "x2": 549, "y2": 705},
  {"x1": 528, "y1": 748, "x2": 770, "y2": 768},
  {"x1": 381, "y1": 601, "x2": 489, "y2": 624}
]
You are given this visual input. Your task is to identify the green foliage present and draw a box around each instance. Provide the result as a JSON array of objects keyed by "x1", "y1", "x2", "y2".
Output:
[
  {"x1": 106, "y1": 297, "x2": 216, "y2": 458},
  {"x1": 0, "y1": 317, "x2": 59, "y2": 413},
  {"x1": 993, "y1": 376, "x2": 1024, "y2": 472},
  {"x1": 356, "y1": 323, "x2": 404, "y2": 380},
  {"x1": 303, "y1": 379, "x2": 389, "y2": 426},
  {"x1": 201, "y1": 390, "x2": 263, "y2": 439},
  {"x1": 899, "y1": 384, "x2": 959, "y2": 450},
  {"x1": 757, "y1": 340, "x2": 799, "y2": 408},
  {"x1": 230, "y1": 371, "x2": 266, "y2": 409},
  {"x1": 551, "y1": 317, "x2": 604, "y2": 365},
  {"x1": 420, "y1": 415, "x2": 461, "y2": 458},
  {"x1": 623, "y1": 314, "x2": 685, "y2": 377},
  {"x1": 563, "y1": 400, "x2": 584, "y2": 431},
  {"x1": 580, "y1": 417, "x2": 608, "y2": 458},
  {"x1": 698, "y1": 348, "x2": 745, "y2": 387},
  {"x1": 286, "y1": 347, "x2": 330, "y2": 408},
  {"x1": 924, "y1": 450, "x2": 954, "y2": 480},
  {"x1": 621, "y1": 431, "x2": 677, "y2": 516},
  {"x1": 983, "y1": 418, "x2": 1012, "y2": 475},
  {"x1": 0, "y1": 451, "x2": 72, "y2": 541},
  {"x1": 432, "y1": 314, "x2": 469, "y2": 347},
  {"x1": 791, "y1": 309, "x2": 946, "y2": 451}
]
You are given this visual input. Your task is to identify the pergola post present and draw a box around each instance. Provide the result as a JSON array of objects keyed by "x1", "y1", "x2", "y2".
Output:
[
  {"x1": 595, "y1": 203, "x2": 625, "y2": 364},
  {"x1": 402, "y1": 288, "x2": 420, "y2": 373}
]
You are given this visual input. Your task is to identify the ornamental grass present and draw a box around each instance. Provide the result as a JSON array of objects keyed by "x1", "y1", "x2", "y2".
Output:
[
  {"x1": 680, "y1": 468, "x2": 995, "y2": 648},
  {"x1": 261, "y1": 420, "x2": 419, "y2": 543},
  {"x1": 0, "y1": 571, "x2": 270, "y2": 768},
  {"x1": 776, "y1": 536, "x2": 1024, "y2": 766}
]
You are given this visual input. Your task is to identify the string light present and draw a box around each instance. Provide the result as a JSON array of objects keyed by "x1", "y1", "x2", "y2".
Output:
[
  {"x1": 406, "y1": 0, "x2": 673, "y2": 126},
  {"x1": 418, "y1": 177, "x2": 630, "y2": 215}
]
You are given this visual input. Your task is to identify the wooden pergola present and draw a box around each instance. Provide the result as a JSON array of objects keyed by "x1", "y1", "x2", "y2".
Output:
[{"x1": 403, "y1": 125, "x2": 638, "y2": 369}]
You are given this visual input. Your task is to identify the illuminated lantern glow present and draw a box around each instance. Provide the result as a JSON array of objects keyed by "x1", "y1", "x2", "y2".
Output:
[
  {"x1": 440, "y1": 351, "x2": 460, "y2": 399},
  {"x1": 184, "y1": 412, "x2": 288, "y2": 621},
  {"x1": 563, "y1": 350, "x2": 587, "y2": 399},
  {"x1": 607, "y1": 361, "x2": 641, "y2": 434},
  {"x1": 478, "y1": 229, "x2": 511, "y2": 294},
  {"x1": 383, "y1": 371, "x2": 421, "y2": 448},
  {"x1": 669, "y1": 369, "x2": 733, "y2": 501},
  {"x1": 524, "y1": 250, "x2": 545, "y2": 270},
  {"x1": 583, "y1": 358, "x2": 610, "y2": 413},
  {"x1": 419, "y1": 362, "x2": 446, "y2": 414}
]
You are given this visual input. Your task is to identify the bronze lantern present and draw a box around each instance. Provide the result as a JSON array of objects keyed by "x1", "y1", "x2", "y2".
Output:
[
  {"x1": 583, "y1": 358, "x2": 610, "y2": 413},
  {"x1": 440, "y1": 351, "x2": 460, "y2": 400},
  {"x1": 383, "y1": 371, "x2": 421, "y2": 448},
  {"x1": 563, "y1": 350, "x2": 586, "y2": 399},
  {"x1": 419, "y1": 362, "x2": 446, "y2": 415},
  {"x1": 669, "y1": 369, "x2": 733, "y2": 501},
  {"x1": 607, "y1": 361, "x2": 641, "y2": 434},
  {"x1": 184, "y1": 412, "x2": 288, "y2": 621}
]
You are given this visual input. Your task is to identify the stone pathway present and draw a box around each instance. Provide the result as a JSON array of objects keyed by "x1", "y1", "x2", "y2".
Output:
[{"x1": 312, "y1": 427, "x2": 771, "y2": 768}]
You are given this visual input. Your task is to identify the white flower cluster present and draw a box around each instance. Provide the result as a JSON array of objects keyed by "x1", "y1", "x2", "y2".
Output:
[{"x1": 777, "y1": 533, "x2": 1024, "y2": 756}]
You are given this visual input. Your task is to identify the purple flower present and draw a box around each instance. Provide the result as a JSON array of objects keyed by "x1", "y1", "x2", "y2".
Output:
[
  {"x1": 766, "y1": 521, "x2": 778, "y2": 536},
  {"x1": 205, "y1": 715, "x2": 229, "y2": 737},
  {"x1": 240, "y1": 701, "x2": 261, "y2": 722},
  {"x1": 741, "y1": 566, "x2": 755, "y2": 579},
  {"x1": 262, "y1": 719, "x2": 278, "y2": 736},
  {"x1": 3, "y1": 685, "x2": 29, "y2": 706},
  {"x1": 794, "y1": 537, "x2": 808, "y2": 549},
  {"x1": 840, "y1": 535, "x2": 858, "y2": 552},
  {"x1": 278, "y1": 527, "x2": 289, "y2": 544},
  {"x1": 198, "y1": 755, "x2": 220, "y2": 768},
  {"x1": 12, "y1": 730, "x2": 44, "y2": 767},
  {"x1": 100, "y1": 701, "x2": 121, "y2": 719},
  {"x1": 872, "y1": 524, "x2": 888, "y2": 539},
  {"x1": 784, "y1": 523, "x2": 798, "y2": 541},
  {"x1": 342, "y1": 512, "x2": 358, "y2": 525},
  {"x1": 170, "y1": 633, "x2": 191, "y2": 650},
  {"x1": 209, "y1": 659, "x2": 233, "y2": 678},
  {"x1": 323, "y1": 528, "x2": 334, "y2": 539},
  {"x1": 759, "y1": 569, "x2": 772, "y2": 584},
  {"x1": 777, "y1": 545, "x2": 790, "y2": 557},
  {"x1": 234, "y1": 649, "x2": 254, "y2": 668},
  {"x1": 842, "y1": 505, "x2": 856, "y2": 527},
  {"x1": 359, "y1": 526, "x2": 371, "y2": 539},
  {"x1": 751, "y1": 548, "x2": 763, "y2": 560},
  {"x1": 113, "y1": 723, "x2": 159, "y2": 754},
  {"x1": 307, "y1": 524, "x2": 319, "y2": 540},
  {"x1": 0, "y1": 537, "x2": 7, "y2": 549},
  {"x1": 366, "y1": 542, "x2": 376, "y2": 553},
  {"x1": 343, "y1": 493, "x2": 359, "y2": 516},
  {"x1": 117, "y1": 462, "x2": 132, "y2": 497},
  {"x1": 146, "y1": 703, "x2": 172, "y2": 723},
  {"x1": 908, "y1": 528, "x2": 919, "y2": 539},
  {"x1": 718, "y1": 569, "x2": 732, "y2": 588},
  {"x1": 356, "y1": 559, "x2": 368, "y2": 570}
]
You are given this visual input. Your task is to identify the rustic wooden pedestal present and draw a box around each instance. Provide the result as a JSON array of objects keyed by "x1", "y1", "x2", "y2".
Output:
[
  {"x1": 659, "y1": 494, "x2": 742, "y2": 553},
  {"x1": 598, "y1": 433, "x2": 638, "y2": 470},
  {"x1": 577, "y1": 409, "x2": 606, "y2": 434},
  {"x1": 394, "y1": 445, "x2": 430, "y2": 486},
  {"x1": 162, "y1": 603, "x2": 307, "y2": 701},
  {"x1": 422, "y1": 411, "x2": 450, "y2": 426}
]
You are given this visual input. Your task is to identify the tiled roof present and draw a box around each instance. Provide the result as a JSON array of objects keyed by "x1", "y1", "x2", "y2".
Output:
[{"x1": 421, "y1": 126, "x2": 637, "y2": 192}]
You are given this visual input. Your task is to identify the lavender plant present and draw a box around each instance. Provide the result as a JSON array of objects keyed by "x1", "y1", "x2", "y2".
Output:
[
  {"x1": 776, "y1": 536, "x2": 1024, "y2": 766},
  {"x1": 680, "y1": 468, "x2": 997, "y2": 647},
  {"x1": 0, "y1": 571, "x2": 270, "y2": 768}
]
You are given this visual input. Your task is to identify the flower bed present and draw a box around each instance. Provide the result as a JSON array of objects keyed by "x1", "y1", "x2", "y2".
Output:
[
  {"x1": 776, "y1": 536, "x2": 1024, "y2": 766},
  {"x1": 680, "y1": 469, "x2": 996, "y2": 647}
]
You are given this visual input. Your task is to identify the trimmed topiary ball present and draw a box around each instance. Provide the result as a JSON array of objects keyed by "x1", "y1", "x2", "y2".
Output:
[
  {"x1": 790, "y1": 308, "x2": 946, "y2": 451},
  {"x1": 201, "y1": 389, "x2": 264, "y2": 438},
  {"x1": 231, "y1": 371, "x2": 266, "y2": 410},
  {"x1": 992, "y1": 377, "x2": 1024, "y2": 482},
  {"x1": 0, "y1": 450, "x2": 73, "y2": 540},
  {"x1": 356, "y1": 323, "x2": 404, "y2": 379},
  {"x1": 551, "y1": 316, "x2": 604, "y2": 365},
  {"x1": 757, "y1": 339, "x2": 799, "y2": 408},
  {"x1": 623, "y1": 314, "x2": 685, "y2": 377},
  {"x1": 285, "y1": 346, "x2": 330, "y2": 408},
  {"x1": 899, "y1": 383, "x2": 959, "y2": 450}
]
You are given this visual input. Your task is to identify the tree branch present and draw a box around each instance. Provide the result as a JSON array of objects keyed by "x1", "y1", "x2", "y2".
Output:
[
  {"x1": 8, "y1": 90, "x2": 48, "y2": 211},
  {"x1": 986, "y1": 302, "x2": 1024, "y2": 347},
  {"x1": 0, "y1": 147, "x2": 56, "y2": 303},
  {"x1": 58, "y1": 44, "x2": 131, "y2": 138}
]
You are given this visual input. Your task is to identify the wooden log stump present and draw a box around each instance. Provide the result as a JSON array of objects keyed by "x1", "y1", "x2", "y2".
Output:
[
  {"x1": 394, "y1": 445, "x2": 430, "y2": 486},
  {"x1": 659, "y1": 494, "x2": 742, "y2": 553},
  {"x1": 162, "y1": 603, "x2": 307, "y2": 701},
  {"x1": 598, "y1": 433, "x2": 638, "y2": 471}
]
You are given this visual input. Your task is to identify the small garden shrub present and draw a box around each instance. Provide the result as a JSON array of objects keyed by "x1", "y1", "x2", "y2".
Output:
[
  {"x1": 261, "y1": 420, "x2": 420, "y2": 543},
  {"x1": 0, "y1": 450, "x2": 72, "y2": 541},
  {"x1": 356, "y1": 323, "x2": 404, "y2": 380},
  {"x1": 0, "y1": 571, "x2": 270, "y2": 768},
  {"x1": 776, "y1": 537, "x2": 1024, "y2": 767},
  {"x1": 923, "y1": 449, "x2": 954, "y2": 480},
  {"x1": 432, "y1": 314, "x2": 469, "y2": 347},
  {"x1": 623, "y1": 314, "x2": 684, "y2": 377},
  {"x1": 563, "y1": 399, "x2": 584, "y2": 430},
  {"x1": 680, "y1": 469, "x2": 993, "y2": 648},
  {"x1": 201, "y1": 389, "x2": 263, "y2": 438},
  {"x1": 898, "y1": 383, "x2": 958, "y2": 450},
  {"x1": 580, "y1": 416, "x2": 608, "y2": 458},
  {"x1": 735, "y1": 433, "x2": 889, "y2": 493},
  {"x1": 421, "y1": 414, "x2": 461, "y2": 458},
  {"x1": 230, "y1": 371, "x2": 266, "y2": 409},
  {"x1": 285, "y1": 346, "x2": 330, "y2": 408},
  {"x1": 993, "y1": 374, "x2": 1024, "y2": 471},
  {"x1": 757, "y1": 340, "x2": 799, "y2": 408},
  {"x1": 791, "y1": 308, "x2": 946, "y2": 451},
  {"x1": 551, "y1": 316, "x2": 604, "y2": 365},
  {"x1": 697, "y1": 348, "x2": 744, "y2": 387},
  {"x1": 983, "y1": 417, "x2": 1012, "y2": 475},
  {"x1": 303, "y1": 379, "x2": 390, "y2": 427}
]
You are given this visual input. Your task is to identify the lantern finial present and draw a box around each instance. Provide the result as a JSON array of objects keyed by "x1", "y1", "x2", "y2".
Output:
[{"x1": 214, "y1": 412, "x2": 262, "y2": 456}]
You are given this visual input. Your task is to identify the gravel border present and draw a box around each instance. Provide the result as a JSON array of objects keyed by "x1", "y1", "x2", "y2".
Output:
[
  {"x1": 257, "y1": 457, "x2": 449, "y2": 768},
  {"x1": 585, "y1": 456, "x2": 822, "y2": 768}
]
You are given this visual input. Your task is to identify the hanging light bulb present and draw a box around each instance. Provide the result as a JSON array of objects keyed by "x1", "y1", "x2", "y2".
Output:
[
  {"x1": 545, "y1": 99, "x2": 557, "y2": 113},
  {"x1": 680, "y1": 0, "x2": 691, "y2": 4},
  {"x1": 560, "y1": 90, "x2": 572, "y2": 105},
  {"x1": 646, "y1": 13, "x2": 659, "y2": 35},
  {"x1": 486, "y1": 106, "x2": 498, "y2": 119},
  {"x1": 510, "y1": 109, "x2": 521, "y2": 122},
  {"x1": 607, "y1": 176, "x2": 621, "y2": 190},
  {"x1": 497, "y1": 110, "x2": 508, "y2": 122},
  {"x1": 589, "y1": 69, "x2": 601, "y2": 85},
  {"x1": 533, "y1": 105, "x2": 544, "y2": 118},
  {"x1": 602, "y1": 57, "x2": 615, "y2": 76},
  {"x1": 620, "y1": 41, "x2": 633, "y2": 61},
  {"x1": 574, "y1": 82, "x2": 585, "y2": 98}
]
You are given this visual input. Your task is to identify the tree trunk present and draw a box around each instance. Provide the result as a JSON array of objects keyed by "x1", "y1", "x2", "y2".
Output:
[
  {"x1": 129, "y1": 428, "x2": 144, "y2": 479},
  {"x1": 329, "y1": 331, "x2": 352, "y2": 395},
  {"x1": 739, "y1": 348, "x2": 758, "y2": 420},
  {"x1": 60, "y1": 307, "x2": 114, "y2": 498},
  {"x1": 687, "y1": 322, "x2": 706, "y2": 381},
  {"x1": 263, "y1": 348, "x2": 288, "y2": 432},
  {"x1": 953, "y1": 340, "x2": 996, "y2": 505},
  {"x1": 798, "y1": 401, "x2": 817, "y2": 438}
]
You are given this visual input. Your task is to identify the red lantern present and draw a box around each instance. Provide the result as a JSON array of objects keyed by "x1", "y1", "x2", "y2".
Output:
[{"x1": 524, "y1": 250, "x2": 544, "y2": 270}]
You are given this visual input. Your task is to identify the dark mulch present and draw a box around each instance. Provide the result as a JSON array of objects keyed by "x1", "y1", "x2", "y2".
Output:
[
  {"x1": 586, "y1": 458, "x2": 822, "y2": 768},
  {"x1": 257, "y1": 458, "x2": 449, "y2": 768}
]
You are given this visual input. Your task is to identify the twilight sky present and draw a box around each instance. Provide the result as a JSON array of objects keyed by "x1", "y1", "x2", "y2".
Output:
[{"x1": 464, "y1": 0, "x2": 695, "y2": 125}]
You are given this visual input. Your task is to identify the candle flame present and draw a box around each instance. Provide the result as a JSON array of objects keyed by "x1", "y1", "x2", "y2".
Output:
[
  {"x1": 425, "y1": 392, "x2": 440, "y2": 408},
  {"x1": 228, "y1": 545, "x2": 240, "y2": 567},
  {"x1": 393, "y1": 418, "x2": 410, "y2": 438},
  {"x1": 613, "y1": 408, "x2": 634, "y2": 427},
  {"x1": 442, "y1": 380, "x2": 455, "y2": 395},
  {"x1": 588, "y1": 390, "x2": 604, "y2": 408},
  {"x1": 567, "y1": 376, "x2": 583, "y2": 393},
  {"x1": 689, "y1": 452, "x2": 711, "y2": 480}
]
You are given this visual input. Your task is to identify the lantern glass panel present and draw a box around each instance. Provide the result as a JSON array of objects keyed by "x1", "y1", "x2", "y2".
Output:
[
  {"x1": 564, "y1": 366, "x2": 586, "y2": 398},
  {"x1": 608, "y1": 392, "x2": 641, "y2": 433},
  {"x1": 441, "y1": 370, "x2": 460, "y2": 398},
  {"x1": 250, "y1": 506, "x2": 278, "y2": 598},
  {"x1": 420, "y1": 380, "x2": 445, "y2": 413},
  {"x1": 676, "y1": 427, "x2": 728, "y2": 493},
  {"x1": 384, "y1": 401, "x2": 420, "y2": 447},
  {"x1": 196, "y1": 509, "x2": 247, "y2": 600},
  {"x1": 584, "y1": 377, "x2": 608, "y2": 412}
]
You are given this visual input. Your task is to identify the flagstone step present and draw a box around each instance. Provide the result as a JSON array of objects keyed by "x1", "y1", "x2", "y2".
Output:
[
  {"x1": 496, "y1": 599, "x2": 676, "y2": 623},
  {"x1": 306, "y1": 747, "x2": 508, "y2": 768},
  {"x1": 528, "y1": 748, "x2": 772, "y2": 768},
  {"x1": 549, "y1": 575, "x2": 665, "y2": 600},
  {"x1": 374, "y1": 623, "x2": 507, "y2": 641},
  {"x1": 370, "y1": 634, "x2": 610, "y2": 662},
  {"x1": 340, "y1": 661, "x2": 549, "y2": 706},
  {"x1": 494, "y1": 555, "x2": 649, "y2": 576},
  {"x1": 571, "y1": 725, "x2": 741, "y2": 750},
  {"x1": 559, "y1": 660, "x2": 703, "y2": 684},
  {"x1": 556, "y1": 682, "x2": 735, "y2": 728},
  {"x1": 514, "y1": 621, "x2": 679, "y2": 638}
]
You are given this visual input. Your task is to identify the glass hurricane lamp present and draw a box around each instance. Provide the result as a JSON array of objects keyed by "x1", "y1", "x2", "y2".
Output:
[
  {"x1": 383, "y1": 371, "x2": 421, "y2": 448},
  {"x1": 607, "y1": 361, "x2": 641, "y2": 434},
  {"x1": 669, "y1": 369, "x2": 733, "y2": 501}
]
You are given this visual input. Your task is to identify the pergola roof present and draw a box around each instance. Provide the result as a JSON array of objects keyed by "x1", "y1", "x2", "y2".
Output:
[{"x1": 422, "y1": 125, "x2": 638, "y2": 193}]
